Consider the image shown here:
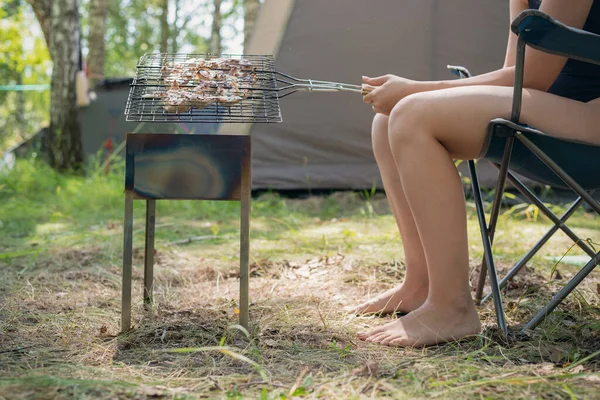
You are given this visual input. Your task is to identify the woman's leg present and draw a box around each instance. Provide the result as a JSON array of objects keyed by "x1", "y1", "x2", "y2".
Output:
[
  {"x1": 352, "y1": 0, "x2": 531, "y2": 318},
  {"x1": 362, "y1": 85, "x2": 598, "y2": 347},
  {"x1": 350, "y1": 114, "x2": 429, "y2": 315}
]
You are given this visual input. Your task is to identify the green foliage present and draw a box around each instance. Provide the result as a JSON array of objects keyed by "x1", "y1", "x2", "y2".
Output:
[
  {"x1": 0, "y1": 2, "x2": 23, "y2": 82},
  {"x1": 0, "y1": 2, "x2": 51, "y2": 150},
  {"x1": 103, "y1": 0, "x2": 212, "y2": 77},
  {"x1": 328, "y1": 340, "x2": 353, "y2": 359},
  {"x1": 0, "y1": 156, "x2": 124, "y2": 238},
  {"x1": 1, "y1": 156, "x2": 194, "y2": 238},
  {"x1": 0, "y1": 156, "x2": 387, "y2": 257},
  {"x1": 1, "y1": 0, "x2": 242, "y2": 151}
]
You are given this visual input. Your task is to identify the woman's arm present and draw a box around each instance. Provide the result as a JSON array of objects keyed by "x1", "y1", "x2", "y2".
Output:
[
  {"x1": 364, "y1": 0, "x2": 593, "y2": 115},
  {"x1": 504, "y1": 0, "x2": 530, "y2": 68},
  {"x1": 431, "y1": 0, "x2": 592, "y2": 91}
]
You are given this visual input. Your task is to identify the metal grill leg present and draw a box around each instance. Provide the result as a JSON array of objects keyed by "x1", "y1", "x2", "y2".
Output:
[
  {"x1": 469, "y1": 161, "x2": 508, "y2": 334},
  {"x1": 239, "y1": 153, "x2": 251, "y2": 330},
  {"x1": 524, "y1": 253, "x2": 600, "y2": 331},
  {"x1": 121, "y1": 192, "x2": 134, "y2": 332},
  {"x1": 144, "y1": 200, "x2": 156, "y2": 308}
]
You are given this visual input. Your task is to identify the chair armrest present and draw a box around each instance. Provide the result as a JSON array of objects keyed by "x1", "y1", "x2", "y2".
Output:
[
  {"x1": 512, "y1": 10, "x2": 600, "y2": 66},
  {"x1": 446, "y1": 65, "x2": 472, "y2": 79}
]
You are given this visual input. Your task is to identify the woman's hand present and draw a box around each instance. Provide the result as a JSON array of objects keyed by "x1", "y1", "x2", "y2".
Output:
[{"x1": 362, "y1": 75, "x2": 421, "y2": 115}]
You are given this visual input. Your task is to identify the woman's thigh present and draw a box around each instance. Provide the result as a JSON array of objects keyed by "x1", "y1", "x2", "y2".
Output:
[{"x1": 393, "y1": 85, "x2": 599, "y2": 160}]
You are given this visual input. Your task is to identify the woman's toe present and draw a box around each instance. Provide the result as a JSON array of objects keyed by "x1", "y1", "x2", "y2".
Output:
[
  {"x1": 357, "y1": 330, "x2": 374, "y2": 339},
  {"x1": 387, "y1": 337, "x2": 409, "y2": 347},
  {"x1": 369, "y1": 333, "x2": 391, "y2": 343},
  {"x1": 358, "y1": 326, "x2": 385, "y2": 339},
  {"x1": 379, "y1": 335, "x2": 400, "y2": 346}
]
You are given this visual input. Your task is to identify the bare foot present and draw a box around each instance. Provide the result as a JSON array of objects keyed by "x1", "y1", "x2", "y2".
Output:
[
  {"x1": 357, "y1": 298, "x2": 481, "y2": 346},
  {"x1": 348, "y1": 283, "x2": 428, "y2": 316}
]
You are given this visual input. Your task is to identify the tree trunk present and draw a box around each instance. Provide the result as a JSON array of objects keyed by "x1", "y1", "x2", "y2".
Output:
[
  {"x1": 159, "y1": 0, "x2": 169, "y2": 53},
  {"x1": 26, "y1": 0, "x2": 52, "y2": 49},
  {"x1": 46, "y1": 0, "x2": 84, "y2": 172},
  {"x1": 210, "y1": 0, "x2": 222, "y2": 54},
  {"x1": 243, "y1": 0, "x2": 260, "y2": 52},
  {"x1": 87, "y1": 0, "x2": 108, "y2": 88}
]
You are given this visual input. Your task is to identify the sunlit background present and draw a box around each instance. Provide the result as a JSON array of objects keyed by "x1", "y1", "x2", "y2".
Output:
[{"x1": 0, "y1": 0, "x2": 251, "y2": 152}]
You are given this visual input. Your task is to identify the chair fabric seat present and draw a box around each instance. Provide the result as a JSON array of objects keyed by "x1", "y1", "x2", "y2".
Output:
[{"x1": 482, "y1": 119, "x2": 600, "y2": 190}]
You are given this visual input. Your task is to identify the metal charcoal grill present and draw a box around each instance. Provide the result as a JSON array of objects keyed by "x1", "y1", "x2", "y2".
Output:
[
  {"x1": 124, "y1": 53, "x2": 363, "y2": 123},
  {"x1": 121, "y1": 53, "x2": 365, "y2": 333}
]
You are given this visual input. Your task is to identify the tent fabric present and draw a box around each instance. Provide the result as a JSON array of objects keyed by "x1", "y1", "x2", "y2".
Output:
[{"x1": 246, "y1": 0, "x2": 510, "y2": 189}]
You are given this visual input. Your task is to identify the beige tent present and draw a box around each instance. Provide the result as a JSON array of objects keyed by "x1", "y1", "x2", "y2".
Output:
[{"x1": 225, "y1": 0, "x2": 511, "y2": 189}]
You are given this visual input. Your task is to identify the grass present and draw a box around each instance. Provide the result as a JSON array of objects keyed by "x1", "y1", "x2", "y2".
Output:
[{"x1": 0, "y1": 158, "x2": 599, "y2": 399}]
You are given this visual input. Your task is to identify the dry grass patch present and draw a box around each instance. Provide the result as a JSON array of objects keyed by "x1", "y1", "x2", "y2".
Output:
[{"x1": 1, "y1": 191, "x2": 599, "y2": 399}]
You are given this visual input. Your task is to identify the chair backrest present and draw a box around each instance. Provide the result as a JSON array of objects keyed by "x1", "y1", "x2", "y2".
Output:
[
  {"x1": 512, "y1": 10, "x2": 600, "y2": 66},
  {"x1": 495, "y1": 11, "x2": 600, "y2": 190}
]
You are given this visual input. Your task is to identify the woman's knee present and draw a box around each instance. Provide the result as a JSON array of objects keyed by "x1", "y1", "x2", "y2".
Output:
[
  {"x1": 371, "y1": 113, "x2": 391, "y2": 159},
  {"x1": 388, "y1": 93, "x2": 433, "y2": 149}
]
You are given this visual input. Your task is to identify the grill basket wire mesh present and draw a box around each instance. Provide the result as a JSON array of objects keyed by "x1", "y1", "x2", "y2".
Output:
[{"x1": 125, "y1": 53, "x2": 282, "y2": 123}]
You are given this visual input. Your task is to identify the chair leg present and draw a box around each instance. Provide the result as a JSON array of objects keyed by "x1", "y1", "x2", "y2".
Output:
[
  {"x1": 505, "y1": 174, "x2": 595, "y2": 257},
  {"x1": 475, "y1": 143, "x2": 516, "y2": 306},
  {"x1": 144, "y1": 200, "x2": 156, "y2": 308},
  {"x1": 514, "y1": 133, "x2": 600, "y2": 329},
  {"x1": 472, "y1": 146, "x2": 514, "y2": 305},
  {"x1": 482, "y1": 192, "x2": 593, "y2": 304},
  {"x1": 482, "y1": 200, "x2": 581, "y2": 304},
  {"x1": 238, "y1": 154, "x2": 251, "y2": 330},
  {"x1": 470, "y1": 161, "x2": 488, "y2": 302},
  {"x1": 469, "y1": 161, "x2": 508, "y2": 334},
  {"x1": 472, "y1": 161, "x2": 507, "y2": 303},
  {"x1": 121, "y1": 192, "x2": 134, "y2": 332},
  {"x1": 523, "y1": 252, "x2": 600, "y2": 331}
]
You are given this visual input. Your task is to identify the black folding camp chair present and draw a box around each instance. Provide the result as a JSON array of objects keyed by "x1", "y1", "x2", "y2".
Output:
[{"x1": 448, "y1": 9, "x2": 600, "y2": 335}]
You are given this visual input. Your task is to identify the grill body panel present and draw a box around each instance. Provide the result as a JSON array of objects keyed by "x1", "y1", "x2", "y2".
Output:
[{"x1": 125, "y1": 133, "x2": 251, "y2": 200}]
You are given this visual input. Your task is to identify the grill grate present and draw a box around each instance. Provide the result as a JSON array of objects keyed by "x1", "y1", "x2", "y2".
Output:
[{"x1": 125, "y1": 53, "x2": 282, "y2": 123}]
